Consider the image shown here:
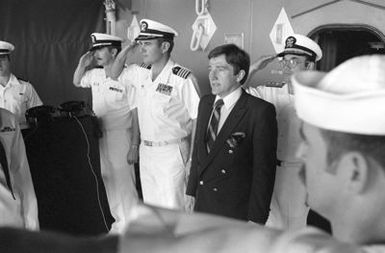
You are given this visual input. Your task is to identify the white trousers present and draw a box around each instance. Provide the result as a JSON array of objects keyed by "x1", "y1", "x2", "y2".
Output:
[
  {"x1": 266, "y1": 164, "x2": 309, "y2": 231},
  {"x1": 139, "y1": 140, "x2": 189, "y2": 210},
  {"x1": 99, "y1": 128, "x2": 138, "y2": 233}
]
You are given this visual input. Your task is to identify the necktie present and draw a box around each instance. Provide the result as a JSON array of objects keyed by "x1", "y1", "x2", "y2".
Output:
[
  {"x1": 206, "y1": 99, "x2": 224, "y2": 153},
  {"x1": 0, "y1": 140, "x2": 15, "y2": 199}
]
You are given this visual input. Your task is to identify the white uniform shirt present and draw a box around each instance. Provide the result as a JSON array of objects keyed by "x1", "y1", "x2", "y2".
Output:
[
  {"x1": 79, "y1": 68, "x2": 136, "y2": 130},
  {"x1": 0, "y1": 108, "x2": 39, "y2": 230},
  {"x1": 247, "y1": 85, "x2": 301, "y2": 163},
  {"x1": 214, "y1": 87, "x2": 242, "y2": 133},
  {"x1": 121, "y1": 59, "x2": 200, "y2": 142},
  {"x1": 0, "y1": 74, "x2": 42, "y2": 128}
]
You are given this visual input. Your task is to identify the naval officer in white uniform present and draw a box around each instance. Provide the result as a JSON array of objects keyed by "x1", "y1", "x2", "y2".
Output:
[
  {"x1": 0, "y1": 40, "x2": 42, "y2": 129},
  {"x1": 110, "y1": 19, "x2": 200, "y2": 210},
  {"x1": 73, "y1": 33, "x2": 139, "y2": 233}
]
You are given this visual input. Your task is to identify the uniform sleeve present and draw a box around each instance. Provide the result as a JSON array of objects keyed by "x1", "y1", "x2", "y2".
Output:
[
  {"x1": 10, "y1": 116, "x2": 39, "y2": 230},
  {"x1": 246, "y1": 86, "x2": 264, "y2": 99},
  {"x1": 118, "y1": 65, "x2": 138, "y2": 109},
  {"x1": 181, "y1": 74, "x2": 200, "y2": 120},
  {"x1": 79, "y1": 69, "x2": 94, "y2": 88},
  {"x1": 26, "y1": 83, "x2": 43, "y2": 109}
]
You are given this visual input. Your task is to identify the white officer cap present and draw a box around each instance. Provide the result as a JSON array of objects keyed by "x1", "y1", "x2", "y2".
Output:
[
  {"x1": 292, "y1": 55, "x2": 385, "y2": 135},
  {"x1": 89, "y1": 33, "x2": 122, "y2": 51},
  {"x1": 0, "y1": 40, "x2": 15, "y2": 55},
  {"x1": 277, "y1": 34, "x2": 322, "y2": 62},
  {"x1": 135, "y1": 19, "x2": 178, "y2": 41}
]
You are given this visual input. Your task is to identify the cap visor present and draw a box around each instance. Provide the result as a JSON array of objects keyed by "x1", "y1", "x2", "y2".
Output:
[{"x1": 277, "y1": 49, "x2": 313, "y2": 58}]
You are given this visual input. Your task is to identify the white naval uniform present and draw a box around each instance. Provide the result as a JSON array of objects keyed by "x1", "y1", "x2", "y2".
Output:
[
  {"x1": 0, "y1": 74, "x2": 42, "y2": 129},
  {"x1": 79, "y1": 67, "x2": 138, "y2": 233},
  {"x1": 121, "y1": 59, "x2": 200, "y2": 210},
  {"x1": 0, "y1": 108, "x2": 39, "y2": 230},
  {"x1": 247, "y1": 85, "x2": 308, "y2": 230}
]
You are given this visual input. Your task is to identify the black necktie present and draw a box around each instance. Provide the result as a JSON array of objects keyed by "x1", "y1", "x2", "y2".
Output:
[
  {"x1": 206, "y1": 99, "x2": 224, "y2": 153},
  {"x1": 0, "y1": 140, "x2": 15, "y2": 199}
]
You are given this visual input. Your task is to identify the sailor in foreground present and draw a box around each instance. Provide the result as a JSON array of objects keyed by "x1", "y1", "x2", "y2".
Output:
[
  {"x1": 0, "y1": 108, "x2": 39, "y2": 230},
  {"x1": 246, "y1": 34, "x2": 330, "y2": 232},
  {"x1": 0, "y1": 40, "x2": 42, "y2": 129},
  {"x1": 117, "y1": 55, "x2": 385, "y2": 252},
  {"x1": 73, "y1": 33, "x2": 139, "y2": 233},
  {"x1": 110, "y1": 19, "x2": 200, "y2": 210}
]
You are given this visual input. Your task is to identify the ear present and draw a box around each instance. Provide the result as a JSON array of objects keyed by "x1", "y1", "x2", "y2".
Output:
[
  {"x1": 236, "y1": 69, "x2": 246, "y2": 83},
  {"x1": 161, "y1": 41, "x2": 170, "y2": 54},
  {"x1": 111, "y1": 48, "x2": 118, "y2": 58},
  {"x1": 338, "y1": 152, "x2": 369, "y2": 194}
]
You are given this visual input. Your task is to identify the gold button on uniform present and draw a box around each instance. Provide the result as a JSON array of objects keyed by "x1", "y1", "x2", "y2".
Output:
[
  {"x1": 199, "y1": 180, "x2": 204, "y2": 185},
  {"x1": 213, "y1": 188, "x2": 218, "y2": 192},
  {"x1": 221, "y1": 169, "x2": 226, "y2": 174}
]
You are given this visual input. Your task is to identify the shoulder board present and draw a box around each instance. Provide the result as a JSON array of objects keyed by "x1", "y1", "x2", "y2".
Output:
[
  {"x1": 17, "y1": 77, "x2": 30, "y2": 84},
  {"x1": 172, "y1": 66, "x2": 191, "y2": 79},
  {"x1": 139, "y1": 63, "x2": 151, "y2": 69}
]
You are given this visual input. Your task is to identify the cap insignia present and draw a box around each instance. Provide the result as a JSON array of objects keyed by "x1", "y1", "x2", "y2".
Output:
[
  {"x1": 91, "y1": 35, "x2": 97, "y2": 43},
  {"x1": 141, "y1": 21, "x2": 148, "y2": 32},
  {"x1": 285, "y1": 36, "x2": 296, "y2": 48}
]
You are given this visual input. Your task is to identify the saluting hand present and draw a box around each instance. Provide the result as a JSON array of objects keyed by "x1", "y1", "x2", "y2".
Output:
[
  {"x1": 79, "y1": 51, "x2": 95, "y2": 68},
  {"x1": 251, "y1": 55, "x2": 277, "y2": 72}
]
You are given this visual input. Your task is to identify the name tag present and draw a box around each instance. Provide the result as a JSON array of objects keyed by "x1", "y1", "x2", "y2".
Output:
[
  {"x1": 0, "y1": 126, "x2": 16, "y2": 132},
  {"x1": 156, "y1": 83, "x2": 173, "y2": 96},
  {"x1": 109, "y1": 87, "x2": 123, "y2": 93}
]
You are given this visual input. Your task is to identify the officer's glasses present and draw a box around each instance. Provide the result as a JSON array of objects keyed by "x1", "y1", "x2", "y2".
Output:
[{"x1": 279, "y1": 58, "x2": 305, "y2": 69}]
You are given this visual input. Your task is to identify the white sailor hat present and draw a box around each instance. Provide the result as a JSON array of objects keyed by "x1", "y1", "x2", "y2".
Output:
[
  {"x1": 0, "y1": 40, "x2": 15, "y2": 55},
  {"x1": 89, "y1": 33, "x2": 122, "y2": 51},
  {"x1": 277, "y1": 34, "x2": 322, "y2": 62},
  {"x1": 292, "y1": 55, "x2": 385, "y2": 135},
  {"x1": 135, "y1": 19, "x2": 178, "y2": 41}
]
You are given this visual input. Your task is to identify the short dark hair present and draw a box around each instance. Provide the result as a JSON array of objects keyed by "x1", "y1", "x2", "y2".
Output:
[
  {"x1": 208, "y1": 44, "x2": 250, "y2": 84},
  {"x1": 320, "y1": 129, "x2": 385, "y2": 173},
  {"x1": 157, "y1": 38, "x2": 174, "y2": 55}
]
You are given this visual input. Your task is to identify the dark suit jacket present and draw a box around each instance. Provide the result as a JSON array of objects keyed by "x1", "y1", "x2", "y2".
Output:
[{"x1": 186, "y1": 90, "x2": 277, "y2": 224}]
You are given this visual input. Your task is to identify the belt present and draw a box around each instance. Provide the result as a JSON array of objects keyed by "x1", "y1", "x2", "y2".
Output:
[{"x1": 142, "y1": 136, "x2": 189, "y2": 147}]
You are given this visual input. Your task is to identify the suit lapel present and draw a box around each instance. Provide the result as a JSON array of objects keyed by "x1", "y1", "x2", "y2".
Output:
[{"x1": 199, "y1": 91, "x2": 249, "y2": 175}]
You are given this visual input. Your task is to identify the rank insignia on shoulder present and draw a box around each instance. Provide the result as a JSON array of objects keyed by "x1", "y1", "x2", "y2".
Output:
[
  {"x1": 0, "y1": 126, "x2": 16, "y2": 132},
  {"x1": 140, "y1": 63, "x2": 151, "y2": 69},
  {"x1": 156, "y1": 83, "x2": 173, "y2": 96},
  {"x1": 172, "y1": 66, "x2": 191, "y2": 79}
]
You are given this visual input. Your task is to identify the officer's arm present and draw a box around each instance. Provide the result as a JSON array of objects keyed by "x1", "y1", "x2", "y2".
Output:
[
  {"x1": 73, "y1": 51, "x2": 94, "y2": 87},
  {"x1": 11, "y1": 119, "x2": 39, "y2": 230},
  {"x1": 244, "y1": 55, "x2": 276, "y2": 87},
  {"x1": 127, "y1": 108, "x2": 140, "y2": 164},
  {"x1": 111, "y1": 41, "x2": 138, "y2": 80}
]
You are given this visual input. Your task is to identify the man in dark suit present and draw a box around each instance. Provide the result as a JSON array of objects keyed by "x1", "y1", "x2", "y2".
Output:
[{"x1": 186, "y1": 44, "x2": 278, "y2": 224}]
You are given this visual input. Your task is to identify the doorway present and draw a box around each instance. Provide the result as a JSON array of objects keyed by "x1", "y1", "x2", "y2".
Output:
[{"x1": 309, "y1": 25, "x2": 385, "y2": 71}]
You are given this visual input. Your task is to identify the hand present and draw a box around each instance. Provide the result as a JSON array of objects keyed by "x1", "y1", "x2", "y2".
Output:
[
  {"x1": 127, "y1": 145, "x2": 139, "y2": 164},
  {"x1": 122, "y1": 40, "x2": 139, "y2": 54},
  {"x1": 251, "y1": 55, "x2": 277, "y2": 72},
  {"x1": 79, "y1": 51, "x2": 95, "y2": 68},
  {"x1": 184, "y1": 195, "x2": 195, "y2": 213}
]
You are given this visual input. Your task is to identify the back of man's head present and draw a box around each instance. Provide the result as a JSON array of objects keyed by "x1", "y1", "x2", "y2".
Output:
[
  {"x1": 208, "y1": 44, "x2": 250, "y2": 84},
  {"x1": 292, "y1": 55, "x2": 385, "y2": 243}
]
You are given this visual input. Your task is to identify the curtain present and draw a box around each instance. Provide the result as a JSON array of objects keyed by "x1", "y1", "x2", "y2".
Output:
[{"x1": 0, "y1": 0, "x2": 104, "y2": 106}]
